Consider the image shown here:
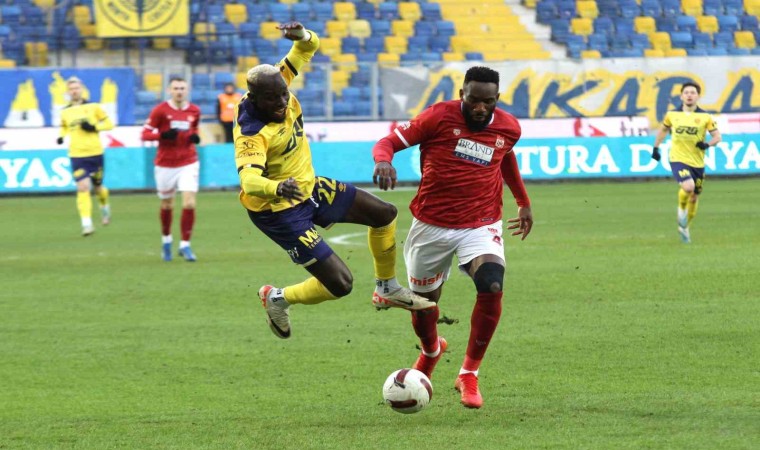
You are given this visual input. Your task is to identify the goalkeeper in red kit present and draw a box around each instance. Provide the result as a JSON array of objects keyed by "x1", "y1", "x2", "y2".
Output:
[{"x1": 372, "y1": 66, "x2": 533, "y2": 409}]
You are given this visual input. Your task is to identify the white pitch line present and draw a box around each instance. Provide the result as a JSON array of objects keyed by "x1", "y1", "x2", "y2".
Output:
[{"x1": 327, "y1": 229, "x2": 410, "y2": 246}]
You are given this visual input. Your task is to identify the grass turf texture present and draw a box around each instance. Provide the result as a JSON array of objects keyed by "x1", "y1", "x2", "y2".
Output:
[{"x1": 1, "y1": 179, "x2": 758, "y2": 449}]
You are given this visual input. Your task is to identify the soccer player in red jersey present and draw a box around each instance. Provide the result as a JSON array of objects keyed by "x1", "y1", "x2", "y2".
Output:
[
  {"x1": 372, "y1": 66, "x2": 533, "y2": 409},
  {"x1": 141, "y1": 77, "x2": 202, "y2": 262}
]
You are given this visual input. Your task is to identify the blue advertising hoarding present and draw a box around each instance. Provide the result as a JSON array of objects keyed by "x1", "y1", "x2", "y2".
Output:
[{"x1": 1, "y1": 135, "x2": 758, "y2": 194}]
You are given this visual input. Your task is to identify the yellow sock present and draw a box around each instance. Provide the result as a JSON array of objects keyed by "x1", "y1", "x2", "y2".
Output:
[
  {"x1": 76, "y1": 191, "x2": 92, "y2": 222},
  {"x1": 284, "y1": 277, "x2": 338, "y2": 305},
  {"x1": 687, "y1": 197, "x2": 699, "y2": 225},
  {"x1": 97, "y1": 186, "x2": 109, "y2": 207},
  {"x1": 677, "y1": 188, "x2": 689, "y2": 210},
  {"x1": 368, "y1": 217, "x2": 397, "y2": 280}
]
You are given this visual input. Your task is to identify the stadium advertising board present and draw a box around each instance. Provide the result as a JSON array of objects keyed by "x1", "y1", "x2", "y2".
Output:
[
  {"x1": 0, "y1": 69, "x2": 135, "y2": 128},
  {"x1": 93, "y1": 0, "x2": 189, "y2": 37},
  {"x1": 381, "y1": 58, "x2": 760, "y2": 125},
  {"x1": 1, "y1": 135, "x2": 758, "y2": 193}
]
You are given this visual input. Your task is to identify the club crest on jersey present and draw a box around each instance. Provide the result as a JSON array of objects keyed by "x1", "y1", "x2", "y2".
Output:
[
  {"x1": 453, "y1": 128, "x2": 461, "y2": 136},
  {"x1": 454, "y1": 138, "x2": 494, "y2": 166},
  {"x1": 495, "y1": 136, "x2": 505, "y2": 148}
]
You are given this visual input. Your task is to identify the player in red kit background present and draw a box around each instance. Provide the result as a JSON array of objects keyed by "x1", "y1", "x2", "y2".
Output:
[
  {"x1": 372, "y1": 66, "x2": 533, "y2": 409},
  {"x1": 141, "y1": 77, "x2": 202, "y2": 262}
]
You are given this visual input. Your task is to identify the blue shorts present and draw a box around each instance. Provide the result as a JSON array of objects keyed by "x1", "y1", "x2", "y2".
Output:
[
  {"x1": 248, "y1": 176, "x2": 357, "y2": 266},
  {"x1": 71, "y1": 155, "x2": 104, "y2": 185},
  {"x1": 670, "y1": 162, "x2": 705, "y2": 194}
]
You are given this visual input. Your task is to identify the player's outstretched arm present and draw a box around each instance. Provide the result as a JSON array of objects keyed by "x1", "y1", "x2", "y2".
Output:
[
  {"x1": 507, "y1": 206, "x2": 533, "y2": 241},
  {"x1": 278, "y1": 22, "x2": 309, "y2": 41}
]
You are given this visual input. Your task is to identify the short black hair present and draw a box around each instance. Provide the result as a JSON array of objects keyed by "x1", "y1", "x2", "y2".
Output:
[
  {"x1": 169, "y1": 76, "x2": 186, "y2": 84},
  {"x1": 464, "y1": 66, "x2": 499, "y2": 88},
  {"x1": 681, "y1": 82, "x2": 701, "y2": 94}
]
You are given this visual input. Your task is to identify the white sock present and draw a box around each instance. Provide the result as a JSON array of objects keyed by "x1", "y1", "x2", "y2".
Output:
[
  {"x1": 376, "y1": 277, "x2": 402, "y2": 292},
  {"x1": 678, "y1": 208, "x2": 687, "y2": 220},
  {"x1": 179, "y1": 240, "x2": 190, "y2": 249},
  {"x1": 81, "y1": 217, "x2": 93, "y2": 228},
  {"x1": 459, "y1": 368, "x2": 479, "y2": 377},
  {"x1": 422, "y1": 342, "x2": 441, "y2": 358},
  {"x1": 275, "y1": 288, "x2": 290, "y2": 307},
  {"x1": 162, "y1": 235, "x2": 172, "y2": 244}
]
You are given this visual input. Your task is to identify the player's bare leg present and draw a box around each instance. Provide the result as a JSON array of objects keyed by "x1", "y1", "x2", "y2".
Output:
[
  {"x1": 343, "y1": 189, "x2": 435, "y2": 310},
  {"x1": 178, "y1": 191, "x2": 197, "y2": 262},
  {"x1": 76, "y1": 177, "x2": 94, "y2": 236}
]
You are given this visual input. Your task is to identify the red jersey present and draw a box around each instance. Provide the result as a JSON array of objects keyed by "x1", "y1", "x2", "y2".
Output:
[
  {"x1": 141, "y1": 101, "x2": 201, "y2": 167},
  {"x1": 373, "y1": 100, "x2": 529, "y2": 229}
]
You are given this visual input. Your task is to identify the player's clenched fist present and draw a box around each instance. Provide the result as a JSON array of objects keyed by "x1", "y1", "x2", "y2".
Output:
[
  {"x1": 276, "y1": 177, "x2": 304, "y2": 204},
  {"x1": 373, "y1": 161, "x2": 397, "y2": 191},
  {"x1": 278, "y1": 22, "x2": 307, "y2": 41}
]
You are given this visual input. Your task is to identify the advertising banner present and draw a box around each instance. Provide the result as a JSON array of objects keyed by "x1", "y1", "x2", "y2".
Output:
[
  {"x1": 0, "y1": 68, "x2": 135, "y2": 128},
  {"x1": 94, "y1": 0, "x2": 189, "y2": 37}
]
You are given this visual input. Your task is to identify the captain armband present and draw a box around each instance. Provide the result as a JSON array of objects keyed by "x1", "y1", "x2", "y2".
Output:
[{"x1": 237, "y1": 164, "x2": 265, "y2": 174}]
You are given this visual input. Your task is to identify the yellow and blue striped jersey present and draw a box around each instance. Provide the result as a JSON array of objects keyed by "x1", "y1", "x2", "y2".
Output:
[
  {"x1": 234, "y1": 32, "x2": 320, "y2": 213},
  {"x1": 59, "y1": 101, "x2": 114, "y2": 158},
  {"x1": 663, "y1": 108, "x2": 717, "y2": 168}
]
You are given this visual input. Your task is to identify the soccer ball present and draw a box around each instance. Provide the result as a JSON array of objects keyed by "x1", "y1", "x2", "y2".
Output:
[{"x1": 382, "y1": 368, "x2": 433, "y2": 414}]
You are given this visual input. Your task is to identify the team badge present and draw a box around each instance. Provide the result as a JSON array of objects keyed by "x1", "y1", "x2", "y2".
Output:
[
  {"x1": 453, "y1": 128, "x2": 461, "y2": 135},
  {"x1": 695, "y1": 118, "x2": 701, "y2": 124},
  {"x1": 495, "y1": 136, "x2": 505, "y2": 148}
]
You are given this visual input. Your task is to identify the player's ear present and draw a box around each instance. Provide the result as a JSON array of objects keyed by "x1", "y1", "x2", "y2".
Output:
[
  {"x1": 459, "y1": 88, "x2": 464, "y2": 100},
  {"x1": 494, "y1": 92, "x2": 500, "y2": 102}
]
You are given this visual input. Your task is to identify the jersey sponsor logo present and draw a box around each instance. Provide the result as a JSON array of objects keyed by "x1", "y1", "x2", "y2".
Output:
[
  {"x1": 409, "y1": 272, "x2": 444, "y2": 287},
  {"x1": 298, "y1": 227, "x2": 322, "y2": 249},
  {"x1": 678, "y1": 169, "x2": 691, "y2": 178},
  {"x1": 237, "y1": 150, "x2": 265, "y2": 159},
  {"x1": 399, "y1": 121, "x2": 411, "y2": 130},
  {"x1": 454, "y1": 138, "x2": 495, "y2": 166},
  {"x1": 675, "y1": 126, "x2": 699, "y2": 135},
  {"x1": 453, "y1": 128, "x2": 461, "y2": 136},
  {"x1": 282, "y1": 114, "x2": 304, "y2": 155},
  {"x1": 169, "y1": 120, "x2": 191, "y2": 131}
]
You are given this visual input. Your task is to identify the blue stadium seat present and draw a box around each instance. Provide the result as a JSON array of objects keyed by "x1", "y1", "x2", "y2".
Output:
[
  {"x1": 421, "y1": 51, "x2": 442, "y2": 62},
  {"x1": 566, "y1": 35, "x2": 586, "y2": 58},
  {"x1": 717, "y1": 15, "x2": 739, "y2": 33},
  {"x1": 713, "y1": 31, "x2": 734, "y2": 49},
  {"x1": 597, "y1": 0, "x2": 618, "y2": 16},
  {"x1": 752, "y1": 47, "x2": 760, "y2": 55},
  {"x1": 436, "y1": 21, "x2": 456, "y2": 37},
  {"x1": 341, "y1": 87, "x2": 361, "y2": 102},
  {"x1": 464, "y1": 52, "x2": 483, "y2": 61},
  {"x1": 0, "y1": 25, "x2": 10, "y2": 41},
  {"x1": 136, "y1": 90, "x2": 159, "y2": 105},
  {"x1": 205, "y1": 5, "x2": 224, "y2": 23},
  {"x1": 357, "y1": 51, "x2": 379, "y2": 62},
  {"x1": 740, "y1": 15, "x2": 759, "y2": 31},
  {"x1": 342, "y1": 37, "x2": 361, "y2": 54},
  {"x1": 369, "y1": 19, "x2": 391, "y2": 37},
  {"x1": 0, "y1": 5, "x2": 21, "y2": 25},
  {"x1": 377, "y1": 3, "x2": 399, "y2": 20},
  {"x1": 275, "y1": 39, "x2": 292, "y2": 55},
  {"x1": 702, "y1": 0, "x2": 721, "y2": 16},
  {"x1": 610, "y1": 33, "x2": 630, "y2": 51},
  {"x1": 313, "y1": 3, "x2": 333, "y2": 21},
  {"x1": 656, "y1": 17, "x2": 678, "y2": 33},
  {"x1": 22, "y1": 6, "x2": 45, "y2": 25},
  {"x1": 537, "y1": 1, "x2": 557, "y2": 24},
  {"x1": 333, "y1": 100, "x2": 355, "y2": 116},
  {"x1": 421, "y1": 3, "x2": 442, "y2": 21},
  {"x1": 267, "y1": 3, "x2": 291, "y2": 23},
  {"x1": 588, "y1": 34, "x2": 609, "y2": 53},
  {"x1": 593, "y1": 17, "x2": 614, "y2": 37},
  {"x1": 728, "y1": 47, "x2": 751, "y2": 55},
  {"x1": 357, "y1": 2, "x2": 377, "y2": 20},
  {"x1": 303, "y1": 20, "x2": 326, "y2": 36},
  {"x1": 550, "y1": 19, "x2": 570, "y2": 44},
  {"x1": 192, "y1": 73, "x2": 212, "y2": 89},
  {"x1": 415, "y1": 21, "x2": 436, "y2": 37},
  {"x1": 408, "y1": 36, "x2": 430, "y2": 51},
  {"x1": 630, "y1": 33, "x2": 650, "y2": 50},
  {"x1": 661, "y1": 0, "x2": 681, "y2": 18},
  {"x1": 215, "y1": 23, "x2": 236, "y2": 44},
  {"x1": 364, "y1": 36, "x2": 385, "y2": 53},
  {"x1": 676, "y1": 16, "x2": 697, "y2": 33},
  {"x1": 239, "y1": 22, "x2": 260, "y2": 39},
  {"x1": 400, "y1": 51, "x2": 423, "y2": 63},
  {"x1": 619, "y1": 2, "x2": 640, "y2": 19},
  {"x1": 355, "y1": 101, "x2": 372, "y2": 116},
  {"x1": 291, "y1": 3, "x2": 312, "y2": 20},
  {"x1": 214, "y1": 72, "x2": 235, "y2": 89},
  {"x1": 557, "y1": 0, "x2": 576, "y2": 19},
  {"x1": 722, "y1": 0, "x2": 743, "y2": 16},
  {"x1": 692, "y1": 32, "x2": 712, "y2": 50},
  {"x1": 614, "y1": 18, "x2": 634, "y2": 36},
  {"x1": 707, "y1": 47, "x2": 729, "y2": 56},
  {"x1": 429, "y1": 36, "x2": 450, "y2": 52},
  {"x1": 641, "y1": 0, "x2": 662, "y2": 17},
  {"x1": 687, "y1": 48, "x2": 709, "y2": 56},
  {"x1": 670, "y1": 31, "x2": 694, "y2": 49}
]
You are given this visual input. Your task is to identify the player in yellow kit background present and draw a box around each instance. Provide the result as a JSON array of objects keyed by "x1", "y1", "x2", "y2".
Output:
[
  {"x1": 652, "y1": 82, "x2": 722, "y2": 243},
  {"x1": 57, "y1": 77, "x2": 114, "y2": 236}
]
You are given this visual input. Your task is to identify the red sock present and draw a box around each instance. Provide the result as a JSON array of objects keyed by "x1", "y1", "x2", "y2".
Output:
[
  {"x1": 160, "y1": 208, "x2": 172, "y2": 236},
  {"x1": 181, "y1": 208, "x2": 195, "y2": 241},
  {"x1": 411, "y1": 306, "x2": 440, "y2": 354},
  {"x1": 463, "y1": 292, "x2": 503, "y2": 372}
]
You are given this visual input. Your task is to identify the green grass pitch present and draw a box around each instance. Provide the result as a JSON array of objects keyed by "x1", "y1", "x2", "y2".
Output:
[{"x1": 1, "y1": 179, "x2": 758, "y2": 449}]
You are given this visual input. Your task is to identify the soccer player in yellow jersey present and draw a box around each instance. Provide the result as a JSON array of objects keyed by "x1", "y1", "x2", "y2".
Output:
[
  {"x1": 57, "y1": 77, "x2": 114, "y2": 236},
  {"x1": 652, "y1": 82, "x2": 721, "y2": 243},
  {"x1": 234, "y1": 22, "x2": 434, "y2": 339}
]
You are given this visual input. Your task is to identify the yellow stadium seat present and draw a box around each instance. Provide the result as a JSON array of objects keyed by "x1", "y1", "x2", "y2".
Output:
[
  {"x1": 326, "y1": 20, "x2": 349, "y2": 38},
  {"x1": 581, "y1": 49, "x2": 602, "y2": 58},
  {"x1": 0, "y1": 59, "x2": 16, "y2": 68},
  {"x1": 391, "y1": 20, "x2": 415, "y2": 37},
  {"x1": 577, "y1": 1, "x2": 599, "y2": 19},
  {"x1": 225, "y1": 4, "x2": 248, "y2": 26},
  {"x1": 79, "y1": 24, "x2": 96, "y2": 37},
  {"x1": 348, "y1": 20, "x2": 372, "y2": 38},
  {"x1": 152, "y1": 38, "x2": 172, "y2": 50},
  {"x1": 377, "y1": 52, "x2": 400, "y2": 66},
  {"x1": 236, "y1": 72, "x2": 247, "y2": 90},
  {"x1": 366, "y1": 0, "x2": 383, "y2": 4},
  {"x1": 746, "y1": 0, "x2": 760, "y2": 16},
  {"x1": 193, "y1": 23, "x2": 216, "y2": 42},
  {"x1": 333, "y1": 2, "x2": 357, "y2": 21},
  {"x1": 524, "y1": 0, "x2": 537, "y2": 6},
  {"x1": 279, "y1": 0, "x2": 299, "y2": 4},
  {"x1": 331, "y1": 70, "x2": 350, "y2": 95},
  {"x1": 259, "y1": 21, "x2": 281, "y2": 40},
  {"x1": 696, "y1": 16, "x2": 719, "y2": 33},
  {"x1": 318, "y1": 37, "x2": 342, "y2": 57},
  {"x1": 332, "y1": 53, "x2": 358, "y2": 73},
  {"x1": 144, "y1": 74, "x2": 163, "y2": 93},
  {"x1": 650, "y1": 32, "x2": 672, "y2": 51},
  {"x1": 32, "y1": 0, "x2": 55, "y2": 7},
  {"x1": 84, "y1": 38, "x2": 104, "y2": 51},
  {"x1": 634, "y1": 17, "x2": 657, "y2": 34},
  {"x1": 735, "y1": 31, "x2": 757, "y2": 49},
  {"x1": 665, "y1": 48, "x2": 688, "y2": 56},
  {"x1": 442, "y1": 52, "x2": 464, "y2": 61},
  {"x1": 570, "y1": 17, "x2": 593, "y2": 36},
  {"x1": 24, "y1": 42, "x2": 48, "y2": 66},
  {"x1": 644, "y1": 48, "x2": 665, "y2": 57},
  {"x1": 384, "y1": 36, "x2": 408, "y2": 54},
  {"x1": 237, "y1": 56, "x2": 260, "y2": 72},
  {"x1": 450, "y1": 36, "x2": 475, "y2": 53},
  {"x1": 398, "y1": 2, "x2": 422, "y2": 21},
  {"x1": 681, "y1": 0, "x2": 703, "y2": 16},
  {"x1": 72, "y1": 5, "x2": 91, "y2": 27}
]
